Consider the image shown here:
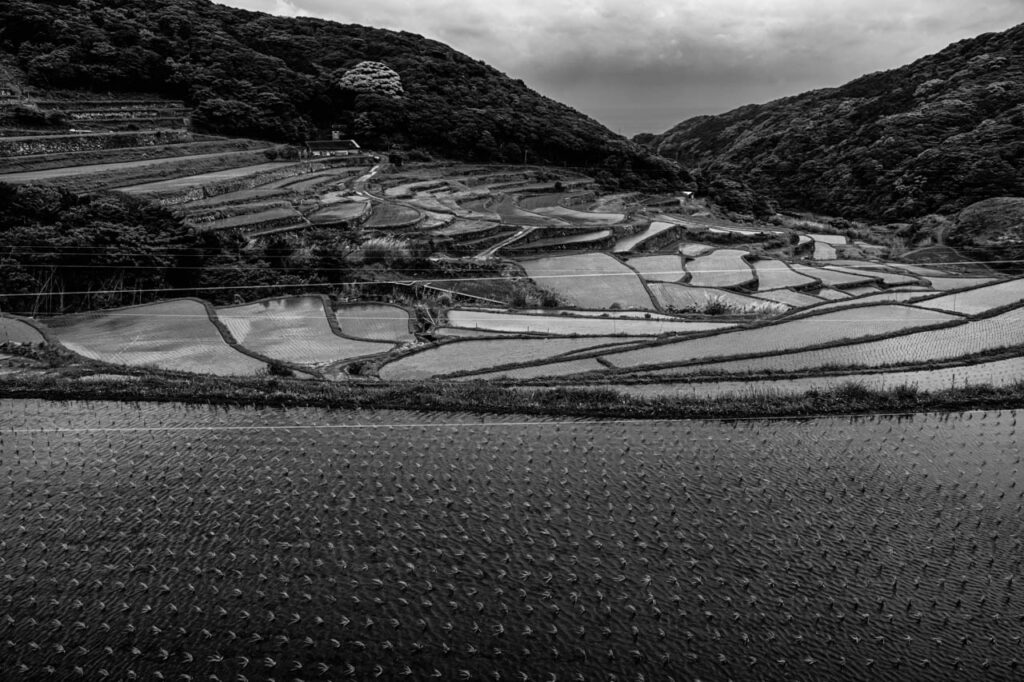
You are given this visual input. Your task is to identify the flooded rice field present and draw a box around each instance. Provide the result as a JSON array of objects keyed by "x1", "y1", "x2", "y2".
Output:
[{"x1": 2, "y1": 400, "x2": 1023, "y2": 680}]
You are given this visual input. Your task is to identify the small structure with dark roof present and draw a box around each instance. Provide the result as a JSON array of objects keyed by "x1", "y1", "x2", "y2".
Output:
[{"x1": 305, "y1": 139, "x2": 361, "y2": 158}]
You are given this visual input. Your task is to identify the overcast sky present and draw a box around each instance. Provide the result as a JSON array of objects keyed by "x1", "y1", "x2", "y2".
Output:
[{"x1": 218, "y1": 0, "x2": 1023, "y2": 136}]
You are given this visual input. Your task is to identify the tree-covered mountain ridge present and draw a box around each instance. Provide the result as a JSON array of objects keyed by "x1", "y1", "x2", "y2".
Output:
[
  {"x1": 0, "y1": 0, "x2": 689, "y2": 189},
  {"x1": 641, "y1": 22, "x2": 1024, "y2": 220}
]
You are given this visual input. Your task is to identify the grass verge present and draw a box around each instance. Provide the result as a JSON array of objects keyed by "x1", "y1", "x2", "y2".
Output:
[{"x1": 3, "y1": 370, "x2": 1024, "y2": 420}]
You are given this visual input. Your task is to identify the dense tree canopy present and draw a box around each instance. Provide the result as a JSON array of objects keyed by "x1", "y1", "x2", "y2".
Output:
[
  {"x1": 643, "y1": 23, "x2": 1024, "y2": 220},
  {"x1": 0, "y1": 0, "x2": 690, "y2": 190}
]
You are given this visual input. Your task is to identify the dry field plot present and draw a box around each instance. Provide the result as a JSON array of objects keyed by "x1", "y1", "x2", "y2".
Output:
[
  {"x1": 46, "y1": 300, "x2": 265, "y2": 376},
  {"x1": 217, "y1": 296, "x2": 394, "y2": 366},
  {"x1": 613, "y1": 221, "x2": 677, "y2": 253},
  {"x1": 751, "y1": 259, "x2": 818, "y2": 290},
  {"x1": 626, "y1": 254, "x2": 686, "y2": 282},
  {"x1": 649, "y1": 308, "x2": 1024, "y2": 378},
  {"x1": 335, "y1": 304, "x2": 415, "y2": 343},
  {"x1": 446, "y1": 309, "x2": 734, "y2": 336},
  {"x1": 913, "y1": 278, "x2": 1024, "y2": 315},
  {"x1": 650, "y1": 283, "x2": 781, "y2": 312},
  {"x1": 684, "y1": 249, "x2": 754, "y2": 288},
  {"x1": 518, "y1": 254, "x2": 655, "y2": 309},
  {"x1": 378, "y1": 336, "x2": 639, "y2": 379},
  {"x1": 0, "y1": 316, "x2": 45, "y2": 345},
  {"x1": 602, "y1": 304, "x2": 959, "y2": 369}
]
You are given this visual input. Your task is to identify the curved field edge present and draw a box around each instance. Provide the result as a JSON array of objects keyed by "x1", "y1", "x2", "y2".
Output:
[{"x1": 3, "y1": 371, "x2": 1024, "y2": 421}]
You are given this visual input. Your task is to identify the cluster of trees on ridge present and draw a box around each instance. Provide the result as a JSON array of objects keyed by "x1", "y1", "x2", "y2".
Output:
[
  {"x1": 0, "y1": 0, "x2": 689, "y2": 190},
  {"x1": 641, "y1": 23, "x2": 1024, "y2": 220}
]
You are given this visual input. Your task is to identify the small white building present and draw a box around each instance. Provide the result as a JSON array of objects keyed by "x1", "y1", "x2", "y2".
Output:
[{"x1": 305, "y1": 139, "x2": 361, "y2": 157}]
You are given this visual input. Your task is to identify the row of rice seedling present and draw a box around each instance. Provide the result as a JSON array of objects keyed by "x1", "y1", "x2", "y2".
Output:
[
  {"x1": 378, "y1": 335, "x2": 642, "y2": 379},
  {"x1": 335, "y1": 303, "x2": 416, "y2": 343},
  {"x1": 602, "y1": 304, "x2": 959, "y2": 369},
  {"x1": 6, "y1": 400, "x2": 1024, "y2": 680},
  {"x1": 650, "y1": 283, "x2": 788, "y2": 313},
  {"x1": 606, "y1": 354, "x2": 1024, "y2": 399},
  {"x1": 0, "y1": 316, "x2": 45, "y2": 345},
  {"x1": 684, "y1": 249, "x2": 755, "y2": 289},
  {"x1": 445, "y1": 309, "x2": 735, "y2": 336},
  {"x1": 216, "y1": 296, "x2": 395, "y2": 367},
  {"x1": 43, "y1": 299, "x2": 267, "y2": 376},
  {"x1": 751, "y1": 258, "x2": 818, "y2": 290},
  {"x1": 517, "y1": 254, "x2": 656, "y2": 310},
  {"x1": 913, "y1": 277, "x2": 1024, "y2": 315},
  {"x1": 647, "y1": 306, "x2": 1024, "y2": 378},
  {"x1": 625, "y1": 254, "x2": 687, "y2": 282}
]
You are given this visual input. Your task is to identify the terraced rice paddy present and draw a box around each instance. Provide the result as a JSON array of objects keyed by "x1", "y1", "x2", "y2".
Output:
[
  {"x1": 753, "y1": 289, "x2": 825, "y2": 307},
  {"x1": 602, "y1": 304, "x2": 959, "y2": 369},
  {"x1": 612, "y1": 221, "x2": 677, "y2": 253},
  {"x1": 518, "y1": 254, "x2": 655, "y2": 310},
  {"x1": 925, "y1": 276, "x2": 998, "y2": 291},
  {"x1": 808, "y1": 233, "x2": 848, "y2": 245},
  {"x1": 645, "y1": 307, "x2": 1024, "y2": 378},
  {"x1": 334, "y1": 303, "x2": 415, "y2": 342},
  {"x1": 790, "y1": 263, "x2": 876, "y2": 287},
  {"x1": 625, "y1": 254, "x2": 686, "y2": 281},
  {"x1": 7, "y1": 399, "x2": 1024, "y2": 681},
  {"x1": 650, "y1": 283, "x2": 782, "y2": 312},
  {"x1": 217, "y1": 296, "x2": 394, "y2": 366},
  {"x1": 609, "y1": 355, "x2": 1024, "y2": 399},
  {"x1": 812, "y1": 241, "x2": 837, "y2": 259},
  {"x1": 684, "y1": 249, "x2": 754, "y2": 289},
  {"x1": 531, "y1": 205, "x2": 624, "y2": 225},
  {"x1": 0, "y1": 316, "x2": 45, "y2": 344},
  {"x1": 751, "y1": 258, "x2": 818, "y2": 290},
  {"x1": 829, "y1": 265, "x2": 921, "y2": 287},
  {"x1": 816, "y1": 288, "x2": 852, "y2": 300},
  {"x1": 446, "y1": 309, "x2": 734, "y2": 336},
  {"x1": 45, "y1": 300, "x2": 266, "y2": 376},
  {"x1": 680, "y1": 244, "x2": 714, "y2": 257},
  {"x1": 913, "y1": 278, "x2": 1024, "y2": 315},
  {"x1": 116, "y1": 161, "x2": 294, "y2": 193},
  {"x1": 456, "y1": 356, "x2": 609, "y2": 380},
  {"x1": 308, "y1": 200, "x2": 369, "y2": 225},
  {"x1": 508, "y1": 229, "x2": 612, "y2": 251},
  {"x1": 795, "y1": 289, "x2": 936, "y2": 314},
  {"x1": 363, "y1": 203, "x2": 422, "y2": 228},
  {"x1": 379, "y1": 336, "x2": 640, "y2": 379}
]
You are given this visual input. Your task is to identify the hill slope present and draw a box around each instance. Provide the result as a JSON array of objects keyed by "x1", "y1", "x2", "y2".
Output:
[
  {"x1": 0, "y1": 0, "x2": 688, "y2": 189},
  {"x1": 644, "y1": 23, "x2": 1024, "y2": 220}
]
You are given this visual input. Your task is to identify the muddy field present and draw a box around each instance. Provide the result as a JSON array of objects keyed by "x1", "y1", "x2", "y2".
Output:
[{"x1": 2, "y1": 400, "x2": 1023, "y2": 680}]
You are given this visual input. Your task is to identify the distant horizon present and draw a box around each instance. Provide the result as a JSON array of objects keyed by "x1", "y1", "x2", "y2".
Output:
[{"x1": 217, "y1": 1, "x2": 1022, "y2": 136}]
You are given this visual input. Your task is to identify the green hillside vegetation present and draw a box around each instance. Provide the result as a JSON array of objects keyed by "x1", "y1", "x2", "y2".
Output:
[
  {"x1": 0, "y1": 0, "x2": 688, "y2": 190},
  {"x1": 643, "y1": 23, "x2": 1024, "y2": 220}
]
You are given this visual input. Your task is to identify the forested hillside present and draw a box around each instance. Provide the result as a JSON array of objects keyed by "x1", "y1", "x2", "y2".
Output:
[
  {"x1": 0, "y1": 0, "x2": 689, "y2": 189},
  {"x1": 643, "y1": 23, "x2": 1024, "y2": 220}
]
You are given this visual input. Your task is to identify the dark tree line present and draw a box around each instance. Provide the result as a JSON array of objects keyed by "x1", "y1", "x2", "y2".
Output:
[{"x1": 1, "y1": 0, "x2": 691, "y2": 190}]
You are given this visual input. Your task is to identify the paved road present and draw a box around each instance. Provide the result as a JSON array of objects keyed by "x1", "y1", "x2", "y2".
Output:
[{"x1": 0, "y1": 148, "x2": 275, "y2": 183}]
